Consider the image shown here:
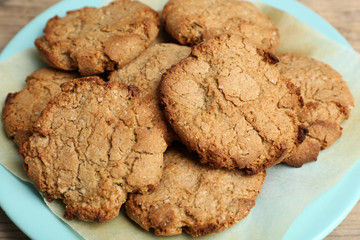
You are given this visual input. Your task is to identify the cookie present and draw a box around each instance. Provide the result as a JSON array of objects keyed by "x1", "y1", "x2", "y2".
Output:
[
  {"x1": 160, "y1": 34, "x2": 304, "y2": 174},
  {"x1": 2, "y1": 68, "x2": 78, "y2": 146},
  {"x1": 35, "y1": 0, "x2": 160, "y2": 76},
  {"x1": 151, "y1": 20, "x2": 179, "y2": 45},
  {"x1": 163, "y1": 0, "x2": 279, "y2": 51},
  {"x1": 19, "y1": 77, "x2": 167, "y2": 222},
  {"x1": 109, "y1": 43, "x2": 191, "y2": 143},
  {"x1": 126, "y1": 143, "x2": 266, "y2": 237},
  {"x1": 277, "y1": 54, "x2": 354, "y2": 167}
]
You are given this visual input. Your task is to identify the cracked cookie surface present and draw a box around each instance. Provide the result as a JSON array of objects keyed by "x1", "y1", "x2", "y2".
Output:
[
  {"x1": 109, "y1": 43, "x2": 191, "y2": 143},
  {"x1": 35, "y1": 0, "x2": 160, "y2": 76},
  {"x1": 161, "y1": 34, "x2": 303, "y2": 174},
  {"x1": 2, "y1": 68, "x2": 78, "y2": 146},
  {"x1": 278, "y1": 54, "x2": 354, "y2": 167},
  {"x1": 163, "y1": 0, "x2": 279, "y2": 51},
  {"x1": 20, "y1": 77, "x2": 167, "y2": 222},
  {"x1": 126, "y1": 143, "x2": 266, "y2": 237}
]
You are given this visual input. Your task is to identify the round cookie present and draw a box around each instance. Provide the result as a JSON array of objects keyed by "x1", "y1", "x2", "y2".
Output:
[
  {"x1": 163, "y1": 0, "x2": 279, "y2": 51},
  {"x1": 109, "y1": 43, "x2": 191, "y2": 143},
  {"x1": 160, "y1": 34, "x2": 304, "y2": 174},
  {"x1": 35, "y1": 0, "x2": 160, "y2": 76},
  {"x1": 126, "y1": 143, "x2": 266, "y2": 237},
  {"x1": 19, "y1": 77, "x2": 167, "y2": 222},
  {"x1": 2, "y1": 68, "x2": 79, "y2": 146},
  {"x1": 277, "y1": 54, "x2": 354, "y2": 167}
]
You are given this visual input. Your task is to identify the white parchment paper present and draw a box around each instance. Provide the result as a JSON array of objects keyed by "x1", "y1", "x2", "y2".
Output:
[{"x1": 0, "y1": 0, "x2": 360, "y2": 239}]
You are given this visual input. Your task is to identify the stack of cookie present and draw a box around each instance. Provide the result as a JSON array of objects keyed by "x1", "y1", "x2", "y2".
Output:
[{"x1": 2, "y1": 0, "x2": 354, "y2": 237}]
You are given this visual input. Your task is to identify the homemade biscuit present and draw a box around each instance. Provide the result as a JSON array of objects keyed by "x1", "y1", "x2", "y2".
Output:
[
  {"x1": 126, "y1": 143, "x2": 266, "y2": 237},
  {"x1": 20, "y1": 77, "x2": 167, "y2": 222},
  {"x1": 278, "y1": 54, "x2": 354, "y2": 167},
  {"x1": 109, "y1": 43, "x2": 191, "y2": 143},
  {"x1": 163, "y1": 0, "x2": 279, "y2": 51},
  {"x1": 35, "y1": 0, "x2": 160, "y2": 76},
  {"x1": 161, "y1": 34, "x2": 304, "y2": 174},
  {"x1": 2, "y1": 68, "x2": 78, "y2": 146}
]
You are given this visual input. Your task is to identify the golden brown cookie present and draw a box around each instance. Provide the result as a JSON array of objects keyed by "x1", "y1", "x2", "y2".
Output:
[
  {"x1": 2, "y1": 68, "x2": 78, "y2": 146},
  {"x1": 163, "y1": 0, "x2": 279, "y2": 51},
  {"x1": 277, "y1": 54, "x2": 354, "y2": 167},
  {"x1": 126, "y1": 143, "x2": 266, "y2": 237},
  {"x1": 35, "y1": 0, "x2": 160, "y2": 76},
  {"x1": 161, "y1": 34, "x2": 304, "y2": 174},
  {"x1": 19, "y1": 77, "x2": 167, "y2": 222},
  {"x1": 109, "y1": 43, "x2": 191, "y2": 143}
]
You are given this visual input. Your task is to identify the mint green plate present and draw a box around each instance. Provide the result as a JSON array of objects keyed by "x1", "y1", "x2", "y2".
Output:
[{"x1": 0, "y1": 1, "x2": 359, "y2": 239}]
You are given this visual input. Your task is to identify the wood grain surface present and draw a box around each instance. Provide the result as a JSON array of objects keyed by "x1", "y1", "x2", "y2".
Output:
[{"x1": 0, "y1": 0, "x2": 359, "y2": 239}]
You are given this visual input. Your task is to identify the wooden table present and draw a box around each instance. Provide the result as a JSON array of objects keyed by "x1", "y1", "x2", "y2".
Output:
[{"x1": 0, "y1": 0, "x2": 359, "y2": 239}]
